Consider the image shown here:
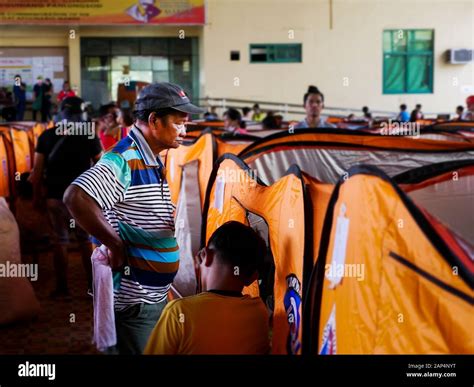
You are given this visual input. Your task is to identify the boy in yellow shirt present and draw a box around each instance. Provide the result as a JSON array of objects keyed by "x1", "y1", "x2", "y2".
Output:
[{"x1": 144, "y1": 221, "x2": 270, "y2": 354}]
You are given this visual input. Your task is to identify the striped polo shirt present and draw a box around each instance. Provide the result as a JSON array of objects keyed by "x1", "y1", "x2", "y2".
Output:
[{"x1": 72, "y1": 126, "x2": 179, "y2": 310}]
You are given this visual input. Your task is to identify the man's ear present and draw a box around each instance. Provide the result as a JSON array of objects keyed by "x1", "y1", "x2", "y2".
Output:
[
  {"x1": 148, "y1": 112, "x2": 160, "y2": 130},
  {"x1": 204, "y1": 247, "x2": 214, "y2": 267}
]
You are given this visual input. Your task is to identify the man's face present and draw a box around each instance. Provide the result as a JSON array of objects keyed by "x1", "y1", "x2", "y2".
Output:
[
  {"x1": 151, "y1": 111, "x2": 188, "y2": 149},
  {"x1": 305, "y1": 93, "x2": 324, "y2": 117}
]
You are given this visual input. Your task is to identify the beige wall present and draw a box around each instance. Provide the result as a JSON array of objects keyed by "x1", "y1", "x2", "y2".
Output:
[
  {"x1": 202, "y1": 0, "x2": 474, "y2": 115},
  {"x1": 1, "y1": 0, "x2": 473, "y2": 115}
]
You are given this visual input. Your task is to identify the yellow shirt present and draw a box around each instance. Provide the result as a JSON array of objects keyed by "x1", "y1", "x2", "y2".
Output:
[
  {"x1": 252, "y1": 112, "x2": 265, "y2": 122},
  {"x1": 144, "y1": 292, "x2": 270, "y2": 354}
]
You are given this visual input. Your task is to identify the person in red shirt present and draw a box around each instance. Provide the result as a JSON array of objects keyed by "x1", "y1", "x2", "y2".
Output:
[
  {"x1": 97, "y1": 104, "x2": 120, "y2": 151},
  {"x1": 117, "y1": 108, "x2": 134, "y2": 138},
  {"x1": 57, "y1": 81, "x2": 76, "y2": 103},
  {"x1": 97, "y1": 105, "x2": 132, "y2": 150}
]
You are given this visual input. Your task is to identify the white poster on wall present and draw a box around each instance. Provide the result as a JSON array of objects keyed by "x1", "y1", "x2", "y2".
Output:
[
  {"x1": 52, "y1": 78, "x2": 64, "y2": 92},
  {"x1": 43, "y1": 67, "x2": 54, "y2": 80},
  {"x1": 0, "y1": 57, "x2": 33, "y2": 88},
  {"x1": 32, "y1": 57, "x2": 43, "y2": 67},
  {"x1": 0, "y1": 56, "x2": 65, "y2": 99},
  {"x1": 43, "y1": 57, "x2": 54, "y2": 65},
  {"x1": 32, "y1": 67, "x2": 44, "y2": 81}
]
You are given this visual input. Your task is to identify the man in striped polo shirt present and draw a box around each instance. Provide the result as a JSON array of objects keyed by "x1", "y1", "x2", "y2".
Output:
[{"x1": 64, "y1": 82, "x2": 203, "y2": 354}]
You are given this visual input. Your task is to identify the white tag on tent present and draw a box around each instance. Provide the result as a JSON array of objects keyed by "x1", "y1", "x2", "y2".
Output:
[
  {"x1": 214, "y1": 175, "x2": 225, "y2": 214},
  {"x1": 327, "y1": 204, "x2": 349, "y2": 288}
]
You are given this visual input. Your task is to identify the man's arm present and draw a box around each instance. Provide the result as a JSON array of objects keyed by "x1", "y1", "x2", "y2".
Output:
[
  {"x1": 63, "y1": 185, "x2": 125, "y2": 269},
  {"x1": 64, "y1": 151, "x2": 130, "y2": 268},
  {"x1": 29, "y1": 152, "x2": 45, "y2": 209}
]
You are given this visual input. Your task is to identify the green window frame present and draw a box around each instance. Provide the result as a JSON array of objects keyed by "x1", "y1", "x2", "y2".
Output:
[
  {"x1": 383, "y1": 29, "x2": 434, "y2": 94},
  {"x1": 250, "y1": 44, "x2": 302, "y2": 63}
]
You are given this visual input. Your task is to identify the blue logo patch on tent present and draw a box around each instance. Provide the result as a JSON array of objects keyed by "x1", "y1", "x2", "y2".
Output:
[
  {"x1": 320, "y1": 305, "x2": 337, "y2": 355},
  {"x1": 284, "y1": 274, "x2": 302, "y2": 354}
]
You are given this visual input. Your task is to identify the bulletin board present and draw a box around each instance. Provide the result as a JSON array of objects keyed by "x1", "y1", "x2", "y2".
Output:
[{"x1": 0, "y1": 47, "x2": 68, "y2": 101}]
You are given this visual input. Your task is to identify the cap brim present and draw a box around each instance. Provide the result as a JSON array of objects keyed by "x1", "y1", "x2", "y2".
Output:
[{"x1": 173, "y1": 103, "x2": 205, "y2": 115}]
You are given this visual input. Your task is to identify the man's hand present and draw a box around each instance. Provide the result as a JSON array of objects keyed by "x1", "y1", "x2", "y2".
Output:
[
  {"x1": 108, "y1": 240, "x2": 127, "y2": 270},
  {"x1": 29, "y1": 155, "x2": 46, "y2": 211}
]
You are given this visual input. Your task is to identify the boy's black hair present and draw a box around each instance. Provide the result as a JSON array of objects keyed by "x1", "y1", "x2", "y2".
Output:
[
  {"x1": 400, "y1": 104, "x2": 407, "y2": 110},
  {"x1": 262, "y1": 114, "x2": 279, "y2": 129},
  {"x1": 61, "y1": 96, "x2": 84, "y2": 114},
  {"x1": 99, "y1": 103, "x2": 116, "y2": 117},
  {"x1": 208, "y1": 221, "x2": 266, "y2": 281},
  {"x1": 224, "y1": 108, "x2": 242, "y2": 123},
  {"x1": 242, "y1": 107, "x2": 251, "y2": 115}
]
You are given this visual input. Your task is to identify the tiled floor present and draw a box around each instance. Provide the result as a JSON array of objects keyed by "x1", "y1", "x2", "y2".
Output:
[{"x1": 0, "y1": 250, "x2": 100, "y2": 355}]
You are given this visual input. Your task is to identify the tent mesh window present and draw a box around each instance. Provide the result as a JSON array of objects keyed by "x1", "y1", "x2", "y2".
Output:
[{"x1": 246, "y1": 211, "x2": 275, "y2": 315}]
